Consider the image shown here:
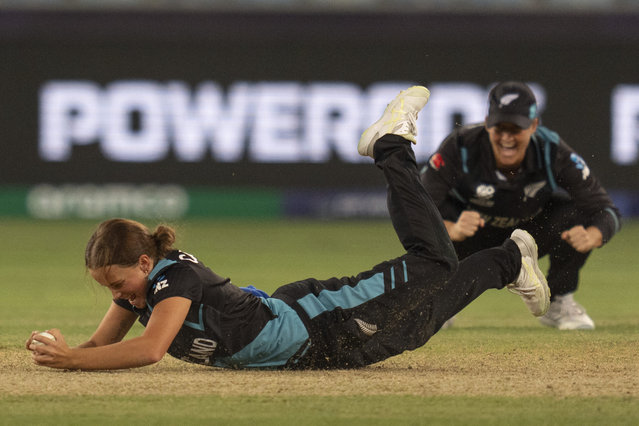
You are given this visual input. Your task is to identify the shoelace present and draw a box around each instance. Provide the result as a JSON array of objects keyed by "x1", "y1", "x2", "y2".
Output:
[
  {"x1": 392, "y1": 113, "x2": 417, "y2": 134},
  {"x1": 508, "y1": 285, "x2": 537, "y2": 296}
]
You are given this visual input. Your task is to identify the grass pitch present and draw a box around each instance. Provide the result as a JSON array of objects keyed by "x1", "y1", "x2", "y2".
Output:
[{"x1": 1, "y1": 218, "x2": 638, "y2": 425}]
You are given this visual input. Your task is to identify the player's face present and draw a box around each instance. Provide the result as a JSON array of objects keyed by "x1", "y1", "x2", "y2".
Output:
[
  {"x1": 90, "y1": 255, "x2": 153, "y2": 309},
  {"x1": 486, "y1": 119, "x2": 538, "y2": 171}
]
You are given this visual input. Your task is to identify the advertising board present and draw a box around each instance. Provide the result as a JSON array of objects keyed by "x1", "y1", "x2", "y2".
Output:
[{"x1": 1, "y1": 11, "x2": 637, "y2": 217}]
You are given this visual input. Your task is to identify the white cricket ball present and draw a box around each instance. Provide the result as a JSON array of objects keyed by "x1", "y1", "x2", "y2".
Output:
[{"x1": 32, "y1": 331, "x2": 56, "y2": 346}]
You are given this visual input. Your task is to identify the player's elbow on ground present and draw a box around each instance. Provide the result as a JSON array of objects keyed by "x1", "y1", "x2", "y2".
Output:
[{"x1": 142, "y1": 347, "x2": 168, "y2": 365}]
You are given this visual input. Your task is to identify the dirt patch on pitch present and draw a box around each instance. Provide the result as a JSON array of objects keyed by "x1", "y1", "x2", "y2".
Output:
[{"x1": 2, "y1": 340, "x2": 637, "y2": 398}]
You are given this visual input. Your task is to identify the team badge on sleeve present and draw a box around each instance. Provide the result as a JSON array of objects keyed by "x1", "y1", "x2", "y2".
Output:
[
  {"x1": 153, "y1": 278, "x2": 170, "y2": 294},
  {"x1": 570, "y1": 153, "x2": 590, "y2": 180},
  {"x1": 429, "y1": 153, "x2": 445, "y2": 170}
]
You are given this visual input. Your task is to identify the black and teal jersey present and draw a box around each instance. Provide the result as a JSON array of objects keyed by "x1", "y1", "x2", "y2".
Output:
[
  {"x1": 421, "y1": 124, "x2": 621, "y2": 243},
  {"x1": 113, "y1": 250, "x2": 308, "y2": 369}
]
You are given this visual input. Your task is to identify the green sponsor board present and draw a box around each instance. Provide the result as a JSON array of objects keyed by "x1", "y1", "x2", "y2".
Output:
[
  {"x1": 0, "y1": 187, "x2": 29, "y2": 216},
  {"x1": 3, "y1": 186, "x2": 639, "y2": 219},
  {"x1": 187, "y1": 187, "x2": 281, "y2": 218},
  {"x1": 0, "y1": 186, "x2": 282, "y2": 219}
]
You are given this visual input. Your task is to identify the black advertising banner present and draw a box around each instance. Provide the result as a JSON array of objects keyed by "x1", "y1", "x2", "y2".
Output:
[{"x1": 1, "y1": 11, "x2": 638, "y2": 217}]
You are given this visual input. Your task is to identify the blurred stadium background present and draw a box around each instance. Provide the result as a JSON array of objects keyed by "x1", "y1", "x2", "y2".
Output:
[{"x1": 1, "y1": 0, "x2": 638, "y2": 222}]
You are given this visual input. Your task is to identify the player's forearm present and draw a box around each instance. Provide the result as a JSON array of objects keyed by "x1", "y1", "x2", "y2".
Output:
[
  {"x1": 66, "y1": 337, "x2": 164, "y2": 370},
  {"x1": 75, "y1": 334, "x2": 123, "y2": 349},
  {"x1": 77, "y1": 309, "x2": 136, "y2": 350},
  {"x1": 444, "y1": 220, "x2": 463, "y2": 241}
]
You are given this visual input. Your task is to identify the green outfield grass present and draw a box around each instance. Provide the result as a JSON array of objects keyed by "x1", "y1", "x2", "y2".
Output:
[{"x1": 1, "y1": 218, "x2": 638, "y2": 425}]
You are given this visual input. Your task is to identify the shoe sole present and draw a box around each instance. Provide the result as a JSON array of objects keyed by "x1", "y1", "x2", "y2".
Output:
[
  {"x1": 357, "y1": 86, "x2": 430, "y2": 157},
  {"x1": 511, "y1": 229, "x2": 550, "y2": 316}
]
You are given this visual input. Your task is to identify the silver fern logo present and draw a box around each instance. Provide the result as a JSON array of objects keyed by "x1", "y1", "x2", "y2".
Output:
[
  {"x1": 523, "y1": 181, "x2": 546, "y2": 201},
  {"x1": 354, "y1": 318, "x2": 378, "y2": 336},
  {"x1": 499, "y1": 93, "x2": 519, "y2": 107}
]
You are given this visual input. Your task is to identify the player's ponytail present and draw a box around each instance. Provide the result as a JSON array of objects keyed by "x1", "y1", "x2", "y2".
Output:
[
  {"x1": 85, "y1": 218, "x2": 176, "y2": 269},
  {"x1": 151, "y1": 225, "x2": 176, "y2": 259}
]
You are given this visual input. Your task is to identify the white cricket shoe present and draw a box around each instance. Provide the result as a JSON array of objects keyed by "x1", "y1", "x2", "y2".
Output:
[
  {"x1": 357, "y1": 85, "x2": 431, "y2": 158},
  {"x1": 539, "y1": 293, "x2": 595, "y2": 330},
  {"x1": 507, "y1": 229, "x2": 550, "y2": 317}
]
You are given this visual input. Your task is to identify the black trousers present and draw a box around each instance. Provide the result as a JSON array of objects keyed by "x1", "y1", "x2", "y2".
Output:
[
  {"x1": 273, "y1": 136, "x2": 521, "y2": 369},
  {"x1": 453, "y1": 199, "x2": 591, "y2": 298}
]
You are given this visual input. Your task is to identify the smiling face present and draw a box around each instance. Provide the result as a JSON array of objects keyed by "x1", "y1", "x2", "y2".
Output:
[
  {"x1": 485, "y1": 118, "x2": 538, "y2": 172},
  {"x1": 90, "y1": 255, "x2": 153, "y2": 309}
]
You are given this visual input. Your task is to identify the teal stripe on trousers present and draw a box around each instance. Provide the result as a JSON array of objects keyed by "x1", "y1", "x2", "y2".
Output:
[{"x1": 297, "y1": 272, "x2": 386, "y2": 319}]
